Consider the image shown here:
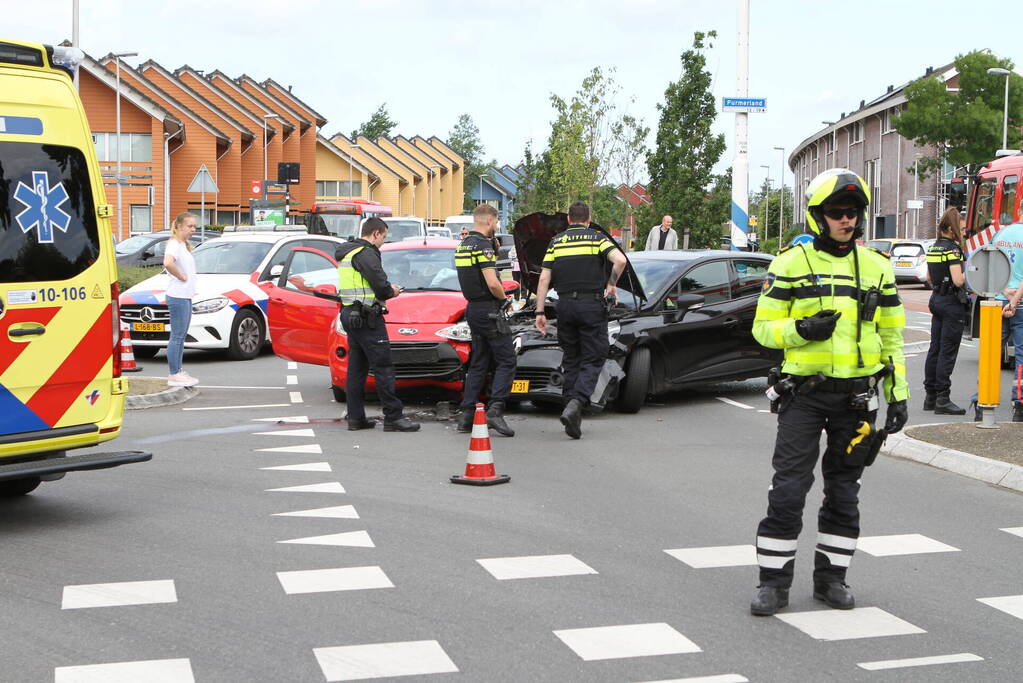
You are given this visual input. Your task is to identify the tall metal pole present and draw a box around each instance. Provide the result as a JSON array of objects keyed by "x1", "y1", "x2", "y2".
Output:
[
  {"x1": 72, "y1": 0, "x2": 79, "y2": 89},
  {"x1": 1003, "y1": 73, "x2": 1010, "y2": 150},
  {"x1": 760, "y1": 164, "x2": 771, "y2": 247},
  {"x1": 730, "y1": 0, "x2": 750, "y2": 250},
  {"x1": 115, "y1": 57, "x2": 122, "y2": 240},
  {"x1": 774, "y1": 146, "x2": 785, "y2": 245}
]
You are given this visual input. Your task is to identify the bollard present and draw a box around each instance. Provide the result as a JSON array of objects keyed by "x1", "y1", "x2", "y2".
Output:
[{"x1": 976, "y1": 299, "x2": 1002, "y2": 429}]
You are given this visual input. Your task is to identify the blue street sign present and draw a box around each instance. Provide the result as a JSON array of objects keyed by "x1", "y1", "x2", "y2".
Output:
[{"x1": 722, "y1": 97, "x2": 767, "y2": 113}]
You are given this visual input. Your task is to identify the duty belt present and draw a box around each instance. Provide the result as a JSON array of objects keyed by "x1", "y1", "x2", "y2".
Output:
[
  {"x1": 814, "y1": 375, "x2": 878, "y2": 394},
  {"x1": 559, "y1": 290, "x2": 603, "y2": 299}
]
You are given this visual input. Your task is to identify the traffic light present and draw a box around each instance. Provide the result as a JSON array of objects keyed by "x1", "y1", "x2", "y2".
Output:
[{"x1": 277, "y1": 162, "x2": 300, "y2": 185}]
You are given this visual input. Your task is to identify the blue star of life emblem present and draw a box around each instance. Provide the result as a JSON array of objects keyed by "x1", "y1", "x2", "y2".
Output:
[{"x1": 13, "y1": 171, "x2": 71, "y2": 244}]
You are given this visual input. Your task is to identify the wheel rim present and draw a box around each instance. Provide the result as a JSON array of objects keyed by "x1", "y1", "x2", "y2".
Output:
[{"x1": 237, "y1": 317, "x2": 261, "y2": 354}]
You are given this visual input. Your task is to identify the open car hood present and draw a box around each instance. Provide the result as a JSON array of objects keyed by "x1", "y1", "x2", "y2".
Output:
[{"x1": 513, "y1": 212, "x2": 645, "y2": 302}]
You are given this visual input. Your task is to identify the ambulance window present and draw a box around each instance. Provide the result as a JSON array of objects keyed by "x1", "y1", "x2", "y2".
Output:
[
  {"x1": 1000, "y1": 176, "x2": 1018, "y2": 225},
  {"x1": 0, "y1": 142, "x2": 100, "y2": 283},
  {"x1": 971, "y1": 178, "x2": 997, "y2": 231}
]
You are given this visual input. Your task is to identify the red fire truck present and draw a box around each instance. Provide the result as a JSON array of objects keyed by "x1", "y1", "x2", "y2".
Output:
[{"x1": 306, "y1": 199, "x2": 393, "y2": 239}]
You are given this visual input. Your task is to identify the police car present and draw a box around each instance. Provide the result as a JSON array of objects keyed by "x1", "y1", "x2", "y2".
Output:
[{"x1": 120, "y1": 228, "x2": 346, "y2": 360}]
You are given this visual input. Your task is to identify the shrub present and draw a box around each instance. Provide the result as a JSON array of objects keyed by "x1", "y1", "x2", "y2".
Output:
[{"x1": 117, "y1": 265, "x2": 162, "y2": 291}]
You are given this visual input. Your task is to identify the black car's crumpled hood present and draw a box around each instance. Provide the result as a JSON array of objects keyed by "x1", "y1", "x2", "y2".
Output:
[{"x1": 513, "y1": 212, "x2": 645, "y2": 302}]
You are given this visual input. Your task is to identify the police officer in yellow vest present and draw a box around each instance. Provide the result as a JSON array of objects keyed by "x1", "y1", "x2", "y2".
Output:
[
  {"x1": 750, "y1": 169, "x2": 909, "y2": 616},
  {"x1": 336, "y1": 217, "x2": 420, "y2": 432}
]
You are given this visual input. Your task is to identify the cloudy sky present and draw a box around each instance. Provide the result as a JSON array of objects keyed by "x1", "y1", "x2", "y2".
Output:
[{"x1": 8, "y1": 0, "x2": 1017, "y2": 190}]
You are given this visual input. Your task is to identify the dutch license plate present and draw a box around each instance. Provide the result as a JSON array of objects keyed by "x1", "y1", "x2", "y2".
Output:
[
  {"x1": 132, "y1": 322, "x2": 165, "y2": 332},
  {"x1": 896, "y1": 261, "x2": 913, "y2": 268},
  {"x1": 511, "y1": 379, "x2": 530, "y2": 393}
]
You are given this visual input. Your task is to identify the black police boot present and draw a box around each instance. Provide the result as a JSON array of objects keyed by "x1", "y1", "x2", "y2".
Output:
[
  {"x1": 383, "y1": 417, "x2": 421, "y2": 432},
  {"x1": 486, "y1": 402, "x2": 515, "y2": 437},
  {"x1": 347, "y1": 418, "x2": 376, "y2": 431},
  {"x1": 1014, "y1": 402, "x2": 1023, "y2": 423},
  {"x1": 813, "y1": 581, "x2": 855, "y2": 609},
  {"x1": 560, "y1": 399, "x2": 583, "y2": 439},
  {"x1": 934, "y1": 393, "x2": 966, "y2": 415},
  {"x1": 922, "y1": 392, "x2": 936, "y2": 411},
  {"x1": 750, "y1": 585, "x2": 789, "y2": 616},
  {"x1": 455, "y1": 409, "x2": 474, "y2": 433}
]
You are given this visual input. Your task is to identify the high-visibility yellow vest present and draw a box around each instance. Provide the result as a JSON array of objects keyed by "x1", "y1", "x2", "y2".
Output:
[
  {"x1": 753, "y1": 243, "x2": 909, "y2": 402},
  {"x1": 338, "y1": 246, "x2": 376, "y2": 306}
]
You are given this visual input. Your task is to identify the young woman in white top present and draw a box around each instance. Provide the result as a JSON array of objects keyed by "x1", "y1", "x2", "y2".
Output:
[{"x1": 164, "y1": 212, "x2": 199, "y2": 387}]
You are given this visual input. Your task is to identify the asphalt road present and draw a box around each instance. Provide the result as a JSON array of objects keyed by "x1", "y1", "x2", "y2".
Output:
[{"x1": 1, "y1": 287, "x2": 1021, "y2": 682}]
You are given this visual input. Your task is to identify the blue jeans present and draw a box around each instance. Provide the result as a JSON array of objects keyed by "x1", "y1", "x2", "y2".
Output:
[{"x1": 166, "y1": 296, "x2": 192, "y2": 375}]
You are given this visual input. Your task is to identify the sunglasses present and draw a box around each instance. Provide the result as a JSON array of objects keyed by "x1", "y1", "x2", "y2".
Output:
[{"x1": 822, "y1": 207, "x2": 860, "y2": 220}]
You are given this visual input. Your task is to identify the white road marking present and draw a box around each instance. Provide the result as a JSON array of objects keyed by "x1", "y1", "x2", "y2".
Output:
[
  {"x1": 716, "y1": 397, "x2": 755, "y2": 410},
  {"x1": 290, "y1": 391, "x2": 303, "y2": 403},
  {"x1": 633, "y1": 676, "x2": 748, "y2": 683},
  {"x1": 314, "y1": 640, "x2": 458, "y2": 681},
  {"x1": 255, "y1": 428, "x2": 316, "y2": 438},
  {"x1": 757, "y1": 409, "x2": 771, "y2": 413},
  {"x1": 857, "y1": 653, "x2": 983, "y2": 671},
  {"x1": 287, "y1": 362, "x2": 298, "y2": 369},
  {"x1": 776, "y1": 606, "x2": 925, "y2": 640},
  {"x1": 977, "y1": 594, "x2": 1023, "y2": 620},
  {"x1": 257, "y1": 444, "x2": 323, "y2": 454},
  {"x1": 664, "y1": 545, "x2": 757, "y2": 569},
  {"x1": 856, "y1": 533, "x2": 960, "y2": 556},
  {"x1": 554, "y1": 622, "x2": 701, "y2": 661},
  {"x1": 182, "y1": 404, "x2": 288, "y2": 411},
  {"x1": 477, "y1": 554, "x2": 597, "y2": 580},
  {"x1": 286, "y1": 375, "x2": 298, "y2": 385},
  {"x1": 266, "y1": 482, "x2": 345, "y2": 494},
  {"x1": 261, "y1": 462, "x2": 332, "y2": 472},
  {"x1": 277, "y1": 566, "x2": 393, "y2": 594},
  {"x1": 55, "y1": 659, "x2": 194, "y2": 682},
  {"x1": 61, "y1": 579, "x2": 177, "y2": 610},
  {"x1": 279, "y1": 531, "x2": 374, "y2": 547},
  {"x1": 194, "y1": 385, "x2": 284, "y2": 389},
  {"x1": 1000, "y1": 527, "x2": 1023, "y2": 538},
  {"x1": 253, "y1": 415, "x2": 309, "y2": 423},
  {"x1": 273, "y1": 505, "x2": 359, "y2": 519}
]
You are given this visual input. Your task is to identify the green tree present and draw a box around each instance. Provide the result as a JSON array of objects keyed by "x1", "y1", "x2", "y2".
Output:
[
  {"x1": 643, "y1": 31, "x2": 726, "y2": 250},
  {"x1": 895, "y1": 51, "x2": 1023, "y2": 179},
  {"x1": 611, "y1": 114, "x2": 650, "y2": 233},
  {"x1": 351, "y1": 103, "x2": 397, "y2": 141},
  {"x1": 749, "y1": 179, "x2": 795, "y2": 245},
  {"x1": 447, "y1": 114, "x2": 488, "y2": 211},
  {"x1": 590, "y1": 185, "x2": 628, "y2": 229}
]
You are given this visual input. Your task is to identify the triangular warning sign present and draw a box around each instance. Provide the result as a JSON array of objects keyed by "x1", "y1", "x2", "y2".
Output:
[
  {"x1": 187, "y1": 164, "x2": 219, "y2": 194},
  {"x1": 91, "y1": 284, "x2": 103, "y2": 299}
]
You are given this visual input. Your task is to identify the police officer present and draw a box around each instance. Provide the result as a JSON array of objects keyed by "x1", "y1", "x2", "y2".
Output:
[
  {"x1": 923, "y1": 208, "x2": 968, "y2": 415},
  {"x1": 750, "y1": 169, "x2": 909, "y2": 616},
  {"x1": 336, "y1": 217, "x2": 420, "y2": 432},
  {"x1": 454, "y1": 204, "x2": 516, "y2": 437},
  {"x1": 534, "y1": 201, "x2": 627, "y2": 439}
]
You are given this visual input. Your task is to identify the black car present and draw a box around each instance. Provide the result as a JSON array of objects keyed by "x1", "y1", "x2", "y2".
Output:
[
  {"x1": 114, "y1": 232, "x2": 206, "y2": 268},
  {"x1": 509, "y1": 212, "x2": 782, "y2": 413}
]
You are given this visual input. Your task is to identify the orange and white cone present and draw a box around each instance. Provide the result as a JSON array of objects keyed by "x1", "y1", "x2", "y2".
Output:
[
  {"x1": 119, "y1": 321, "x2": 143, "y2": 372},
  {"x1": 450, "y1": 403, "x2": 510, "y2": 486}
]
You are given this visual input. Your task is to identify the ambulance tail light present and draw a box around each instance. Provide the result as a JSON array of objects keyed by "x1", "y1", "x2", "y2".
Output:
[{"x1": 112, "y1": 283, "x2": 122, "y2": 378}]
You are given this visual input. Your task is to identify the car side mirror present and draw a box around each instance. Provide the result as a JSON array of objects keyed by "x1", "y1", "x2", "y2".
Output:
[
  {"x1": 141, "y1": 250, "x2": 154, "y2": 259},
  {"x1": 269, "y1": 264, "x2": 284, "y2": 278},
  {"x1": 663, "y1": 293, "x2": 705, "y2": 322}
]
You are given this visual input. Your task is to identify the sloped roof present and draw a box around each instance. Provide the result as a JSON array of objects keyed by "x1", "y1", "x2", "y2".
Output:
[
  {"x1": 140, "y1": 59, "x2": 254, "y2": 141},
  {"x1": 316, "y1": 134, "x2": 378, "y2": 180},
  {"x1": 330, "y1": 133, "x2": 404, "y2": 180},
  {"x1": 236, "y1": 74, "x2": 310, "y2": 129},
  {"x1": 263, "y1": 77, "x2": 327, "y2": 127},
  {"x1": 206, "y1": 70, "x2": 295, "y2": 135},
  {"x1": 80, "y1": 53, "x2": 183, "y2": 137}
]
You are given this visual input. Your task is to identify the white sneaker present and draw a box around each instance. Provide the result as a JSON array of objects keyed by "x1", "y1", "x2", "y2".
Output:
[{"x1": 167, "y1": 373, "x2": 199, "y2": 387}]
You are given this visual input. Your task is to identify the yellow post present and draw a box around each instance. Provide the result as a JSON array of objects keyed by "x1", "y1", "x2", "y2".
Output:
[{"x1": 977, "y1": 299, "x2": 1002, "y2": 428}]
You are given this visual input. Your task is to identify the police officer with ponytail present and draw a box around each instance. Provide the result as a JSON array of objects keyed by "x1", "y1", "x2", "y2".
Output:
[
  {"x1": 750, "y1": 169, "x2": 908, "y2": 617},
  {"x1": 336, "y1": 217, "x2": 420, "y2": 433}
]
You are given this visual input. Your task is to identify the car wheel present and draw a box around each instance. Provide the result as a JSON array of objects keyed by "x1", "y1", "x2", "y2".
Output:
[
  {"x1": 0, "y1": 477, "x2": 41, "y2": 497},
  {"x1": 226, "y1": 309, "x2": 264, "y2": 361},
  {"x1": 332, "y1": 385, "x2": 346, "y2": 403},
  {"x1": 132, "y1": 346, "x2": 160, "y2": 359},
  {"x1": 615, "y1": 346, "x2": 651, "y2": 414}
]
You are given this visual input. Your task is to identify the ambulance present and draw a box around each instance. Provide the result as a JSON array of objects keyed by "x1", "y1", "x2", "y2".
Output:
[{"x1": 0, "y1": 40, "x2": 151, "y2": 495}]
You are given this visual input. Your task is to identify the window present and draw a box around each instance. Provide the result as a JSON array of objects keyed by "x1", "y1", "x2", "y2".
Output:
[
  {"x1": 130, "y1": 205, "x2": 152, "y2": 233},
  {"x1": 678, "y1": 260, "x2": 731, "y2": 305},
  {"x1": 972, "y1": 178, "x2": 997, "y2": 231},
  {"x1": 851, "y1": 121, "x2": 863, "y2": 143},
  {"x1": 732, "y1": 259, "x2": 771, "y2": 298},
  {"x1": 282, "y1": 250, "x2": 338, "y2": 294},
  {"x1": 882, "y1": 108, "x2": 896, "y2": 134},
  {"x1": 316, "y1": 180, "x2": 361, "y2": 197},
  {"x1": 1000, "y1": 176, "x2": 1018, "y2": 225},
  {"x1": 91, "y1": 133, "x2": 152, "y2": 162}
]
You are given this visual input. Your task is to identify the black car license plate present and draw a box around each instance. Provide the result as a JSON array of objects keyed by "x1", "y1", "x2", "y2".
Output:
[{"x1": 390, "y1": 347, "x2": 439, "y2": 364}]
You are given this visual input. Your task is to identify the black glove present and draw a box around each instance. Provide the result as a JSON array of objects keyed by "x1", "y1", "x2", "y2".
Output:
[
  {"x1": 795, "y1": 309, "x2": 841, "y2": 341},
  {"x1": 884, "y1": 400, "x2": 908, "y2": 434}
]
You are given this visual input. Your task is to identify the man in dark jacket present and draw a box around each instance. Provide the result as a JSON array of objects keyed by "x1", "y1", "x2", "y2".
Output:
[{"x1": 336, "y1": 217, "x2": 420, "y2": 432}]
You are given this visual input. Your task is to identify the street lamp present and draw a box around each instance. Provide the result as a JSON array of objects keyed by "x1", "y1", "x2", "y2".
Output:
[
  {"x1": 428, "y1": 164, "x2": 441, "y2": 226},
  {"x1": 112, "y1": 51, "x2": 138, "y2": 240},
  {"x1": 262, "y1": 114, "x2": 282, "y2": 186},
  {"x1": 774, "y1": 146, "x2": 785, "y2": 244},
  {"x1": 760, "y1": 164, "x2": 771, "y2": 247},
  {"x1": 348, "y1": 144, "x2": 360, "y2": 199},
  {"x1": 987, "y1": 67, "x2": 1011, "y2": 151},
  {"x1": 822, "y1": 121, "x2": 837, "y2": 163}
]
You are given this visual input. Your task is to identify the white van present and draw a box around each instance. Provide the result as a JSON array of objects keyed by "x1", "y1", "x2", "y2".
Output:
[
  {"x1": 444, "y1": 215, "x2": 474, "y2": 235},
  {"x1": 382, "y1": 216, "x2": 426, "y2": 242}
]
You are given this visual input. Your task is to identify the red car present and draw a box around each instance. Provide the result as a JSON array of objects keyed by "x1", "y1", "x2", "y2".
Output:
[{"x1": 266, "y1": 238, "x2": 514, "y2": 400}]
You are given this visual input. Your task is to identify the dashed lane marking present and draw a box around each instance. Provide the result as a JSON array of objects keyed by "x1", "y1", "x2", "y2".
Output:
[
  {"x1": 279, "y1": 530, "x2": 375, "y2": 547},
  {"x1": 253, "y1": 415, "x2": 309, "y2": 423},
  {"x1": 288, "y1": 362, "x2": 298, "y2": 370},
  {"x1": 290, "y1": 391, "x2": 303, "y2": 403},
  {"x1": 287, "y1": 375, "x2": 298, "y2": 385},
  {"x1": 775, "y1": 606, "x2": 925, "y2": 641},
  {"x1": 857, "y1": 653, "x2": 983, "y2": 671},
  {"x1": 261, "y1": 462, "x2": 332, "y2": 472},
  {"x1": 183, "y1": 403, "x2": 289, "y2": 411},
  {"x1": 257, "y1": 444, "x2": 323, "y2": 454},
  {"x1": 313, "y1": 640, "x2": 458, "y2": 681},
  {"x1": 277, "y1": 566, "x2": 394, "y2": 594},
  {"x1": 716, "y1": 397, "x2": 755, "y2": 410},
  {"x1": 856, "y1": 534, "x2": 960, "y2": 556},
  {"x1": 554, "y1": 623, "x2": 701, "y2": 661},
  {"x1": 273, "y1": 505, "x2": 359, "y2": 519},
  {"x1": 977, "y1": 594, "x2": 1023, "y2": 620},
  {"x1": 476, "y1": 554, "x2": 598, "y2": 580},
  {"x1": 633, "y1": 675, "x2": 749, "y2": 683},
  {"x1": 266, "y1": 482, "x2": 345, "y2": 494},
  {"x1": 664, "y1": 545, "x2": 757, "y2": 569},
  {"x1": 255, "y1": 428, "x2": 316, "y2": 438},
  {"x1": 1000, "y1": 527, "x2": 1023, "y2": 538},
  {"x1": 61, "y1": 580, "x2": 177, "y2": 610},
  {"x1": 55, "y1": 659, "x2": 194, "y2": 683}
]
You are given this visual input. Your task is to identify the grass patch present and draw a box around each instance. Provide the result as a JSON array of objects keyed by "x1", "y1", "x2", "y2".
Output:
[
  {"x1": 118, "y1": 265, "x2": 162, "y2": 291},
  {"x1": 127, "y1": 376, "x2": 169, "y2": 396}
]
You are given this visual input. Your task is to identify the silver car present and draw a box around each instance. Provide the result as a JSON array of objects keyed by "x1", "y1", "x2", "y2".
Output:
[{"x1": 890, "y1": 240, "x2": 935, "y2": 289}]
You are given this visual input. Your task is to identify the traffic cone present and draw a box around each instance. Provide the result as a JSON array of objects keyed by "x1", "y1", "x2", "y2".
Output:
[
  {"x1": 119, "y1": 321, "x2": 143, "y2": 372},
  {"x1": 450, "y1": 403, "x2": 510, "y2": 486}
]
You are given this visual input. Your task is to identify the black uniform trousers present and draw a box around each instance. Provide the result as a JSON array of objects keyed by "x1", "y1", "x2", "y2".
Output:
[
  {"x1": 555, "y1": 296, "x2": 608, "y2": 405},
  {"x1": 459, "y1": 300, "x2": 517, "y2": 411},
  {"x1": 923, "y1": 293, "x2": 967, "y2": 395},
  {"x1": 756, "y1": 389, "x2": 876, "y2": 587},
  {"x1": 341, "y1": 307, "x2": 404, "y2": 423}
]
